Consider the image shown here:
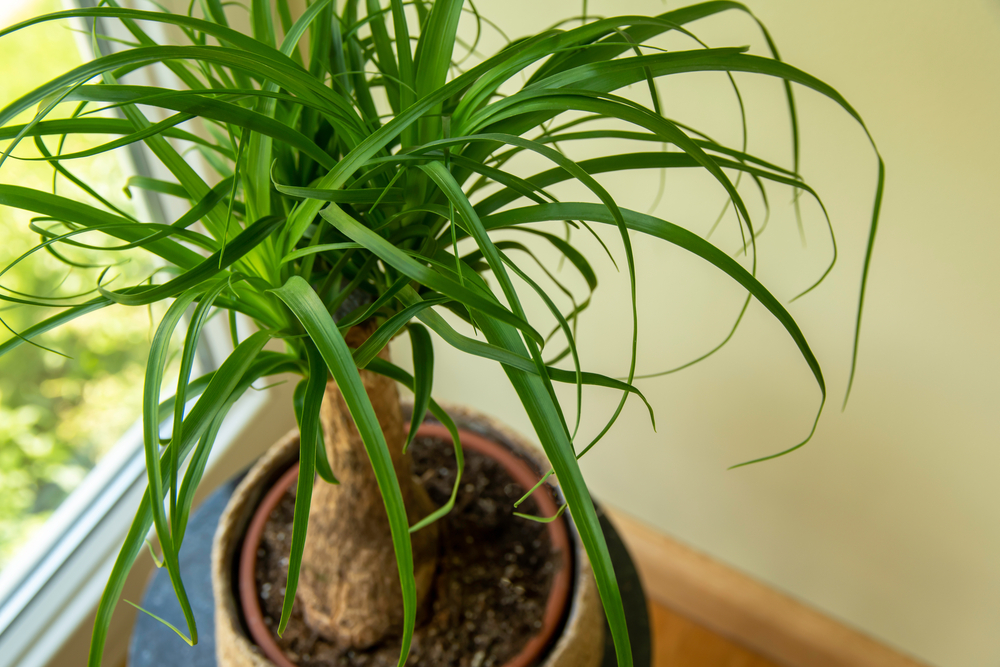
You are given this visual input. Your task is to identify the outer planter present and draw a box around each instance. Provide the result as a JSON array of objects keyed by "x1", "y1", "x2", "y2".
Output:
[{"x1": 212, "y1": 402, "x2": 605, "y2": 667}]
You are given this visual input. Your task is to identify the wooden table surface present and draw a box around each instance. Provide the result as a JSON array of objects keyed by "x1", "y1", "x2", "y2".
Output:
[{"x1": 650, "y1": 601, "x2": 778, "y2": 667}]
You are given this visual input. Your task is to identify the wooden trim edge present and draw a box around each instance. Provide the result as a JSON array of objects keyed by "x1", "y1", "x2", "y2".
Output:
[{"x1": 603, "y1": 507, "x2": 930, "y2": 667}]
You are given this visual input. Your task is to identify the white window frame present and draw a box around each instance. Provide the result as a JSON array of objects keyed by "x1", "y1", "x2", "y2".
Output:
[{"x1": 0, "y1": 3, "x2": 296, "y2": 665}]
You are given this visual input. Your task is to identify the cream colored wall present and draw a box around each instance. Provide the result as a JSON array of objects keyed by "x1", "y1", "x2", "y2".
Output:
[{"x1": 387, "y1": 2, "x2": 1000, "y2": 666}]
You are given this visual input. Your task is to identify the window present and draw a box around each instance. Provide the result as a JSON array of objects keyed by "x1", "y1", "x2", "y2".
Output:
[
  {"x1": 0, "y1": 0, "x2": 161, "y2": 571},
  {"x1": 0, "y1": 3, "x2": 289, "y2": 666}
]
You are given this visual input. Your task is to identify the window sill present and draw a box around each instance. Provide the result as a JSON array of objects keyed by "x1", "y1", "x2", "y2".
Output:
[{"x1": 0, "y1": 380, "x2": 297, "y2": 667}]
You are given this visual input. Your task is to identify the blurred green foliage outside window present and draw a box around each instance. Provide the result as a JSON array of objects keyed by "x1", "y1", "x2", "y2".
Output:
[{"x1": 0, "y1": 0, "x2": 167, "y2": 567}]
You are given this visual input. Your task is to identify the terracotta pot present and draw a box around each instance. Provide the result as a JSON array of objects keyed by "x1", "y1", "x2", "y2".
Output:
[
  {"x1": 213, "y1": 402, "x2": 604, "y2": 667},
  {"x1": 237, "y1": 422, "x2": 573, "y2": 667}
]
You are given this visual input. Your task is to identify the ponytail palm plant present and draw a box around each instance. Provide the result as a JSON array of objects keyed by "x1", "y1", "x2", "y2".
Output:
[{"x1": 0, "y1": 1, "x2": 882, "y2": 666}]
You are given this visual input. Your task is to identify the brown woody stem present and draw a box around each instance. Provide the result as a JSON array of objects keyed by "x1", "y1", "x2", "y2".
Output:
[{"x1": 297, "y1": 322, "x2": 439, "y2": 648}]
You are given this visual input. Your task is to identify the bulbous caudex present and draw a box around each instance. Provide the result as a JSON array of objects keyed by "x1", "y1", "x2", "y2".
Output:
[{"x1": 296, "y1": 322, "x2": 439, "y2": 648}]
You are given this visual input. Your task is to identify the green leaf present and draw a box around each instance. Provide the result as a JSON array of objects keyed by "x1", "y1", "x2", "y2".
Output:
[
  {"x1": 365, "y1": 0, "x2": 401, "y2": 111},
  {"x1": 278, "y1": 0, "x2": 333, "y2": 59},
  {"x1": 404, "y1": 323, "x2": 433, "y2": 451},
  {"x1": 474, "y1": 313, "x2": 633, "y2": 667},
  {"x1": 319, "y1": 204, "x2": 544, "y2": 345},
  {"x1": 413, "y1": 0, "x2": 463, "y2": 98},
  {"x1": 389, "y1": 0, "x2": 415, "y2": 145},
  {"x1": 274, "y1": 184, "x2": 406, "y2": 205},
  {"x1": 0, "y1": 7, "x2": 285, "y2": 56},
  {"x1": 88, "y1": 345, "x2": 289, "y2": 667},
  {"x1": 412, "y1": 0, "x2": 463, "y2": 143},
  {"x1": 170, "y1": 277, "x2": 236, "y2": 535},
  {"x1": 294, "y1": 343, "x2": 339, "y2": 485},
  {"x1": 513, "y1": 503, "x2": 568, "y2": 524},
  {"x1": 3, "y1": 114, "x2": 227, "y2": 161},
  {"x1": 124, "y1": 601, "x2": 194, "y2": 646},
  {"x1": 485, "y1": 202, "x2": 824, "y2": 397},
  {"x1": 352, "y1": 296, "x2": 448, "y2": 369},
  {"x1": 281, "y1": 243, "x2": 364, "y2": 264},
  {"x1": 363, "y1": 357, "x2": 463, "y2": 535},
  {"x1": 512, "y1": 227, "x2": 598, "y2": 292},
  {"x1": 496, "y1": 248, "x2": 585, "y2": 438},
  {"x1": 124, "y1": 176, "x2": 189, "y2": 200},
  {"x1": 66, "y1": 86, "x2": 337, "y2": 171},
  {"x1": 334, "y1": 274, "x2": 412, "y2": 331},
  {"x1": 0, "y1": 185, "x2": 201, "y2": 269},
  {"x1": 395, "y1": 285, "x2": 653, "y2": 423},
  {"x1": 97, "y1": 215, "x2": 284, "y2": 307},
  {"x1": 269, "y1": 276, "x2": 417, "y2": 667},
  {"x1": 277, "y1": 341, "x2": 322, "y2": 635},
  {"x1": 141, "y1": 291, "x2": 203, "y2": 646},
  {"x1": 250, "y1": 0, "x2": 277, "y2": 49}
]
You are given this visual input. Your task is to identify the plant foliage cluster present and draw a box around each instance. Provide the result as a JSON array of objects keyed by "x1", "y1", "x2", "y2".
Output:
[{"x1": 0, "y1": 1, "x2": 881, "y2": 666}]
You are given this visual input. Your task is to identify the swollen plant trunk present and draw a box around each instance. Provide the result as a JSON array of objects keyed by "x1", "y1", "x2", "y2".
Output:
[{"x1": 297, "y1": 324, "x2": 439, "y2": 648}]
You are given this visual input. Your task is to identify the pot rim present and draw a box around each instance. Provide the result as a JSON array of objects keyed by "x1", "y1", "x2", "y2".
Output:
[{"x1": 237, "y1": 421, "x2": 574, "y2": 667}]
